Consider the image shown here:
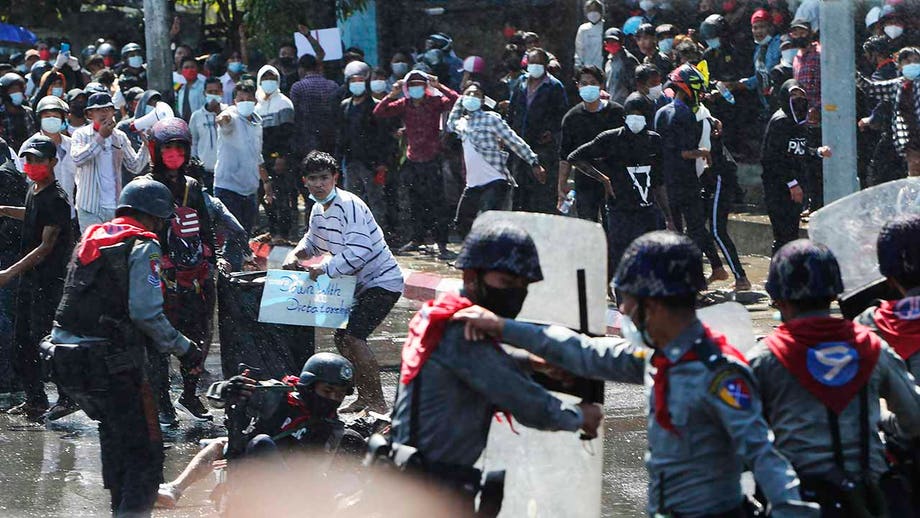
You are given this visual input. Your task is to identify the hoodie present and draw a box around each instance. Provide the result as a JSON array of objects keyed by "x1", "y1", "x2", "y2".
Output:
[
  {"x1": 255, "y1": 65, "x2": 295, "y2": 158},
  {"x1": 760, "y1": 79, "x2": 818, "y2": 190},
  {"x1": 574, "y1": 1, "x2": 606, "y2": 69}
]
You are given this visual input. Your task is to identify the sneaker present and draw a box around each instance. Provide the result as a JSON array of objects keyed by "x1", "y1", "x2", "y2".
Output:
[
  {"x1": 156, "y1": 483, "x2": 183, "y2": 509},
  {"x1": 159, "y1": 407, "x2": 179, "y2": 429},
  {"x1": 175, "y1": 395, "x2": 214, "y2": 422},
  {"x1": 43, "y1": 400, "x2": 80, "y2": 422}
]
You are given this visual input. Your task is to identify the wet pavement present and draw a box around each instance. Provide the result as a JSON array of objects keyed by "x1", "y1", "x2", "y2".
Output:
[{"x1": 0, "y1": 252, "x2": 780, "y2": 517}]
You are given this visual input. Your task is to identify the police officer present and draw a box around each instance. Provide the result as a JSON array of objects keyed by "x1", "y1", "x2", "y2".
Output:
[
  {"x1": 388, "y1": 221, "x2": 602, "y2": 515},
  {"x1": 455, "y1": 231, "x2": 818, "y2": 517},
  {"x1": 138, "y1": 117, "x2": 215, "y2": 424},
  {"x1": 856, "y1": 215, "x2": 920, "y2": 512},
  {"x1": 749, "y1": 239, "x2": 920, "y2": 516},
  {"x1": 50, "y1": 178, "x2": 202, "y2": 516}
]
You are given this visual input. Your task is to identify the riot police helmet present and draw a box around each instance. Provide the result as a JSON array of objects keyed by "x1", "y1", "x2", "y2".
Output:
[
  {"x1": 765, "y1": 239, "x2": 844, "y2": 301},
  {"x1": 700, "y1": 14, "x2": 729, "y2": 40},
  {"x1": 297, "y1": 353, "x2": 355, "y2": 395},
  {"x1": 455, "y1": 221, "x2": 543, "y2": 282},
  {"x1": 117, "y1": 178, "x2": 175, "y2": 220},
  {"x1": 878, "y1": 214, "x2": 920, "y2": 288},
  {"x1": 614, "y1": 231, "x2": 706, "y2": 298}
]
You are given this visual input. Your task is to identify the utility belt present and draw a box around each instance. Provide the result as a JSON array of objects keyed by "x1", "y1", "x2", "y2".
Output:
[{"x1": 39, "y1": 336, "x2": 145, "y2": 421}]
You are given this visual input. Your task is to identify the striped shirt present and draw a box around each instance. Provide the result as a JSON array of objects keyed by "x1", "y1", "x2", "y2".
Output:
[
  {"x1": 294, "y1": 189, "x2": 404, "y2": 295},
  {"x1": 70, "y1": 125, "x2": 149, "y2": 215}
]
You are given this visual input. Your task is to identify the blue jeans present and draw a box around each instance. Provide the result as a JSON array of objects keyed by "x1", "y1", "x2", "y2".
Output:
[{"x1": 215, "y1": 188, "x2": 258, "y2": 236}]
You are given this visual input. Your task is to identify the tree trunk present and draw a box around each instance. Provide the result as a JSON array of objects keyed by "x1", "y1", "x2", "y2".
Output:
[{"x1": 144, "y1": 0, "x2": 173, "y2": 103}]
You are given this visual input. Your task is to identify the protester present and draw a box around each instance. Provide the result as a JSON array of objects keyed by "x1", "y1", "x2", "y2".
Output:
[
  {"x1": 214, "y1": 80, "x2": 268, "y2": 234},
  {"x1": 20, "y1": 96, "x2": 76, "y2": 222},
  {"x1": 574, "y1": 0, "x2": 606, "y2": 70},
  {"x1": 283, "y1": 152, "x2": 403, "y2": 414},
  {"x1": 0, "y1": 136, "x2": 74, "y2": 421},
  {"x1": 71, "y1": 92, "x2": 150, "y2": 232},
  {"x1": 63, "y1": 88, "x2": 87, "y2": 136},
  {"x1": 789, "y1": 19, "x2": 821, "y2": 120},
  {"x1": 374, "y1": 70, "x2": 458, "y2": 258},
  {"x1": 626, "y1": 64, "x2": 668, "y2": 128},
  {"x1": 0, "y1": 139, "x2": 26, "y2": 408},
  {"x1": 507, "y1": 48, "x2": 568, "y2": 214},
  {"x1": 189, "y1": 78, "x2": 225, "y2": 191},
  {"x1": 602, "y1": 28, "x2": 640, "y2": 104},
  {"x1": 255, "y1": 64, "x2": 296, "y2": 241},
  {"x1": 448, "y1": 82, "x2": 544, "y2": 237},
  {"x1": 220, "y1": 51, "x2": 247, "y2": 105},
  {"x1": 290, "y1": 54, "x2": 338, "y2": 158},
  {"x1": 177, "y1": 56, "x2": 206, "y2": 122},
  {"x1": 276, "y1": 43, "x2": 299, "y2": 95},
  {"x1": 0, "y1": 72, "x2": 36, "y2": 150},
  {"x1": 635, "y1": 23, "x2": 672, "y2": 77},
  {"x1": 117, "y1": 42, "x2": 146, "y2": 90},
  {"x1": 558, "y1": 65, "x2": 625, "y2": 223}
]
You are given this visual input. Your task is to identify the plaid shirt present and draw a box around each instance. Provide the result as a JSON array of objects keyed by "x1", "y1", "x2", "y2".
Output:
[
  {"x1": 793, "y1": 43, "x2": 821, "y2": 111},
  {"x1": 447, "y1": 102, "x2": 538, "y2": 182},
  {"x1": 373, "y1": 88, "x2": 458, "y2": 163},
  {"x1": 858, "y1": 74, "x2": 920, "y2": 156},
  {"x1": 290, "y1": 73, "x2": 339, "y2": 155}
]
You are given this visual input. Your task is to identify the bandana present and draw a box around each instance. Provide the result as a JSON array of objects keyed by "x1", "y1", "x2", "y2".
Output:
[
  {"x1": 76, "y1": 216, "x2": 158, "y2": 265},
  {"x1": 873, "y1": 297, "x2": 920, "y2": 361}
]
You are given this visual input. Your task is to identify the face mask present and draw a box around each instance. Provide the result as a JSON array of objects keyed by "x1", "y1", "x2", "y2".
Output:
[
  {"x1": 303, "y1": 390, "x2": 340, "y2": 418},
  {"x1": 659, "y1": 38, "x2": 674, "y2": 54},
  {"x1": 236, "y1": 100, "x2": 256, "y2": 117},
  {"x1": 706, "y1": 38, "x2": 721, "y2": 49},
  {"x1": 279, "y1": 56, "x2": 296, "y2": 69},
  {"x1": 309, "y1": 187, "x2": 337, "y2": 205},
  {"x1": 587, "y1": 11, "x2": 602, "y2": 24},
  {"x1": 579, "y1": 85, "x2": 601, "y2": 103},
  {"x1": 261, "y1": 79, "x2": 278, "y2": 94},
  {"x1": 408, "y1": 85, "x2": 426, "y2": 99},
  {"x1": 604, "y1": 42, "x2": 622, "y2": 55},
  {"x1": 41, "y1": 116, "x2": 63, "y2": 134},
  {"x1": 885, "y1": 25, "x2": 904, "y2": 40},
  {"x1": 228, "y1": 61, "x2": 244, "y2": 74},
  {"x1": 128, "y1": 56, "x2": 144, "y2": 68},
  {"x1": 462, "y1": 95, "x2": 482, "y2": 111},
  {"x1": 348, "y1": 82, "x2": 366, "y2": 96},
  {"x1": 370, "y1": 79, "x2": 388, "y2": 94},
  {"x1": 790, "y1": 37, "x2": 810, "y2": 49},
  {"x1": 625, "y1": 114, "x2": 647, "y2": 133},
  {"x1": 527, "y1": 63, "x2": 545, "y2": 78},
  {"x1": 103, "y1": 56, "x2": 115, "y2": 68},
  {"x1": 206, "y1": 94, "x2": 222, "y2": 106},
  {"x1": 903, "y1": 63, "x2": 920, "y2": 81},
  {"x1": 476, "y1": 276, "x2": 528, "y2": 319},
  {"x1": 640, "y1": 0, "x2": 655, "y2": 11},
  {"x1": 755, "y1": 34, "x2": 773, "y2": 46},
  {"x1": 790, "y1": 96, "x2": 809, "y2": 124},
  {"x1": 9, "y1": 92, "x2": 24, "y2": 106},
  {"x1": 71, "y1": 105, "x2": 85, "y2": 118},
  {"x1": 619, "y1": 313, "x2": 652, "y2": 347},
  {"x1": 781, "y1": 49, "x2": 798, "y2": 64},
  {"x1": 391, "y1": 62, "x2": 409, "y2": 77},
  {"x1": 51, "y1": 87, "x2": 63, "y2": 98},
  {"x1": 23, "y1": 162, "x2": 52, "y2": 183},
  {"x1": 39, "y1": 49, "x2": 51, "y2": 61},
  {"x1": 161, "y1": 147, "x2": 186, "y2": 170},
  {"x1": 181, "y1": 69, "x2": 198, "y2": 82}
]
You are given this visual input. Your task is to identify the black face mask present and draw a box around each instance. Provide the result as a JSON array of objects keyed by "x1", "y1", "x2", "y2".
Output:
[
  {"x1": 303, "y1": 390, "x2": 340, "y2": 418},
  {"x1": 790, "y1": 36, "x2": 810, "y2": 49},
  {"x1": 279, "y1": 56, "x2": 296, "y2": 69},
  {"x1": 790, "y1": 96, "x2": 809, "y2": 124},
  {"x1": 475, "y1": 274, "x2": 528, "y2": 319},
  {"x1": 71, "y1": 105, "x2": 85, "y2": 118}
]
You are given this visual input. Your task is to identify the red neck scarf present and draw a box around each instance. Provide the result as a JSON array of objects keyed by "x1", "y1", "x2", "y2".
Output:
[
  {"x1": 400, "y1": 292, "x2": 475, "y2": 385},
  {"x1": 651, "y1": 324, "x2": 747, "y2": 434},
  {"x1": 278, "y1": 375, "x2": 314, "y2": 433},
  {"x1": 76, "y1": 216, "x2": 158, "y2": 265},
  {"x1": 765, "y1": 316, "x2": 881, "y2": 414},
  {"x1": 874, "y1": 297, "x2": 920, "y2": 361}
]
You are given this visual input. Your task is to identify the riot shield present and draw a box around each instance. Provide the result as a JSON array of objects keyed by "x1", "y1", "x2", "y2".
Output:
[
  {"x1": 470, "y1": 212, "x2": 606, "y2": 518},
  {"x1": 809, "y1": 178, "x2": 920, "y2": 296},
  {"x1": 698, "y1": 302, "x2": 757, "y2": 355}
]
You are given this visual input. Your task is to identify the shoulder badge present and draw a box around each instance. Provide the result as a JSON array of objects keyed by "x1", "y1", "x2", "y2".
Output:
[
  {"x1": 148, "y1": 253, "x2": 161, "y2": 288},
  {"x1": 708, "y1": 366, "x2": 752, "y2": 410},
  {"x1": 806, "y1": 342, "x2": 858, "y2": 386}
]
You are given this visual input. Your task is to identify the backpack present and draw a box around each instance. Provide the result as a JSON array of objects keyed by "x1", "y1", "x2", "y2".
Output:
[{"x1": 161, "y1": 182, "x2": 212, "y2": 296}]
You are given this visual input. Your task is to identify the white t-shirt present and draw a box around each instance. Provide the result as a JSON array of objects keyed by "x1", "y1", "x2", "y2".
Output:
[{"x1": 461, "y1": 138, "x2": 505, "y2": 188}]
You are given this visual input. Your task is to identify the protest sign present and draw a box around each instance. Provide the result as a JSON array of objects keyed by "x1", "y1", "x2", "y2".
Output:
[
  {"x1": 294, "y1": 28, "x2": 343, "y2": 61},
  {"x1": 258, "y1": 269, "x2": 356, "y2": 329}
]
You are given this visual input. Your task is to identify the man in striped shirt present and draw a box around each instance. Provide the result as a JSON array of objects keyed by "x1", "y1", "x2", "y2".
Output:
[{"x1": 283, "y1": 151, "x2": 403, "y2": 413}]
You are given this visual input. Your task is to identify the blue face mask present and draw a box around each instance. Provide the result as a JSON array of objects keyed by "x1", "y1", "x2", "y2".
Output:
[
  {"x1": 903, "y1": 63, "x2": 920, "y2": 81},
  {"x1": 9, "y1": 92, "x2": 24, "y2": 106},
  {"x1": 51, "y1": 87, "x2": 64, "y2": 98},
  {"x1": 309, "y1": 187, "x2": 337, "y2": 205},
  {"x1": 408, "y1": 85, "x2": 426, "y2": 99},
  {"x1": 579, "y1": 85, "x2": 601, "y2": 103},
  {"x1": 706, "y1": 38, "x2": 721, "y2": 49},
  {"x1": 349, "y1": 82, "x2": 367, "y2": 96},
  {"x1": 228, "y1": 61, "x2": 244, "y2": 74},
  {"x1": 461, "y1": 95, "x2": 481, "y2": 111},
  {"x1": 658, "y1": 38, "x2": 674, "y2": 54}
]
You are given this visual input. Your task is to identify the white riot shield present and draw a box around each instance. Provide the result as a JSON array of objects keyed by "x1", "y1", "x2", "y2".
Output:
[
  {"x1": 470, "y1": 212, "x2": 606, "y2": 518},
  {"x1": 698, "y1": 302, "x2": 757, "y2": 355},
  {"x1": 809, "y1": 178, "x2": 920, "y2": 295}
]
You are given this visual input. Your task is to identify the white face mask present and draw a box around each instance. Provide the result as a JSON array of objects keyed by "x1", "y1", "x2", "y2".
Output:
[
  {"x1": 754, "y1": 34, "x2": 773, "y2": 46},
  {"x1": 128, "y1": 56, "x2": 144, "y2": 68},
  {"x1": 236, "y1": 100, "x2": 255, "y2": 117},
  {"x1": 619, "y1": 314, "x2": 650, "y2": 347},
  {"x1": 261, "y1": 79, "x2": 278, "y2": 94},
  {"x1": 41, "y1": 116, "x2": 63, "y2": 134},
  {"x1": 625, "y1": 114, "x2": 647, "y2": 133},
  {"x1": 587, "y1": 11, "x2": 602, "y2": 24},
  {"x1": 370, "y1": 79, "x2": 388, "y2": 94},
  {"x1": 527, "y1": 63, "x2": 545, "y2": 79},
  {"x1": 885, "y1": 25, "x2": 904, "y2": 40},
  {"x1": 648, "y1": 84, "x2": 663, "y2": 100}
]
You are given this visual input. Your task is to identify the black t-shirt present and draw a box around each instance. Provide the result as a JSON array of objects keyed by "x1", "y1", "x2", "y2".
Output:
[
  {"x1": 567, "y1": 126, "x2": 663, "y2": 212},
  {"x1": 21, "y1": 181, "x2": 73, "y2": 284},
  {"x1": 559, "y1": 100, "x2": 625, "y2": 191},
  {"x1": 0, "y1": 160, "x2": 26, "y2": 265}
]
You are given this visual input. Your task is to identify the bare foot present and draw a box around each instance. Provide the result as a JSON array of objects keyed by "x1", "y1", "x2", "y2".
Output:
[
  {"x1": 734, "y1": 277, "x2": 752, "y2": 291},
  {"x1": 707, "y1": 268, "x2": 730, "y2": 284}
]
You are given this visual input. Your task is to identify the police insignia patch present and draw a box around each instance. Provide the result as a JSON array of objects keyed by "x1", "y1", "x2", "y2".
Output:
[
  {"x1": 709, "y1": 369, "x2": 752, "y2": 410},
  {"x1": 148, "y1": 253, "x2": 161, "y2": 288},
  {"x1": 806, "y1": 342, "x2": 858, "y2": 386}
]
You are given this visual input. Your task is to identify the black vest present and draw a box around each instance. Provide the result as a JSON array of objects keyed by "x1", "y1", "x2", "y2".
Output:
[{"x1": 54, "y1": 236, "x2": 148, "y2": 338}]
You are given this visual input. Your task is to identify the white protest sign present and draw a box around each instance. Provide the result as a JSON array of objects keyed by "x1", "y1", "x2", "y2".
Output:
[
  {"x1": 294, "y1": 28, "x2": 343, "y2": 61},
  {"x1": 258, "y1": 269, "x2": 356, "y2": 329}
]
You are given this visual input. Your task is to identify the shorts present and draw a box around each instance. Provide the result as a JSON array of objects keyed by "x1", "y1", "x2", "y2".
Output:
[{"x1": 335, "y1": 287, "x2": 401, "y2": 341}]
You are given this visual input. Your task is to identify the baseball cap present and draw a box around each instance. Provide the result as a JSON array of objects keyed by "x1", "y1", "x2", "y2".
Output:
[
  {"x1": 86, "y1": 92, "x2": 114, "y2": 110},
  {"x1": 19, "y1": 135, "x2": 57, "y2": 160}
]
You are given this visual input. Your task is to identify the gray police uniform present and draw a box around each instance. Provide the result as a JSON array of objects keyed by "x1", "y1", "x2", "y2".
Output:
[
  {"x1": 500, "y1": 318, "x2": 815, "y2": 518},
  {"x1": 856, "y1": 306, "x2": 920, "y2": 380},
  {"x1": 390, "y1": 323, "x2": 583, "y2": 467}
]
